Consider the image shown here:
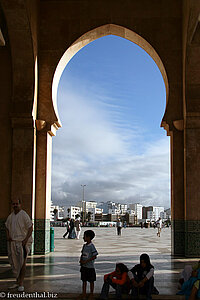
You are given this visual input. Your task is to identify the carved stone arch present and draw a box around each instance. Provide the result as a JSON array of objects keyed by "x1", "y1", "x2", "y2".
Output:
[{"x1": 52, "y1": 24, "x2": 169, "y2": 126}]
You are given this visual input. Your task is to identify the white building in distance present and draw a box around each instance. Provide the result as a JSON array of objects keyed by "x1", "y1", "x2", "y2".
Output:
[
  {"x1": 65, "y1": 206, "x2": 81, "y2": 219},
  {"x1": 98, "y1": 201, "x2": 128, "y2": 214},
  {"x1": 144, "y1": 206, "x2": 165, "y2": 221},
  {"x1": 50, "y1": 204, "x2": 65, "y2": 221},
  {"x1": 129, "y1": 203, "x2": 143, "y2": 220},
  {"x1": 77, "y1": 201, "x2": 97, "y2": 212},
  {"x1": 87, "y1": 207, "x2": 103, "y2": 221}
]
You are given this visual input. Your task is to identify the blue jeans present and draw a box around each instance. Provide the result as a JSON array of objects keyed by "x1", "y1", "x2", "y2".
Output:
[
  {"x1": 131, "y1": 276, "x2": 154, "y2": 300},
  {"x1": 100, "y1": 278, "x2": 128, "y2": 300}
]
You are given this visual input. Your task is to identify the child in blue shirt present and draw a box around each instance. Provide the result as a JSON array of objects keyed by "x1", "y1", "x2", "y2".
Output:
[{"x1": 79, "y1": 230, "x2": 98, "y2": 299}]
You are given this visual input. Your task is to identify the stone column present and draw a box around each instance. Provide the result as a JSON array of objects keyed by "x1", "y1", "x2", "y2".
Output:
[
  {"x1": 184, "y1": 115, "x2": 200, "y2": 257},
  {"x1": 170, "y1": 123, "x2": 185, "y2": 256},
  {"x1": 11, "y1": 118, "x2": 36, "y2": 216},
  {"x1": 0, "y1": 35, "x2": 12, "y2": 255},
  {"x1": 9, "y1": 117, "x2": 36, "y2": 254},
  {"x1": 34, "y1": 121, "x2": 57, "y2": 254}
]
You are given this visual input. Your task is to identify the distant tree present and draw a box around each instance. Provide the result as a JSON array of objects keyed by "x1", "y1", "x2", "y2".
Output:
[
  {"x1": 53, "y1": 208, "x2": 58, "y2": 215},
  {"x1": 87, "y1": 211, "x2": 92, "y2": 222},
  {"x1": 53, "y1": 208, "x2": 58, "y2": 221},
  {"x1": 67, "y1": 208, "x2": 70, "y2": 217},
  {"x1": 81, "y1": 211, "x2": 83, "y2": 222}
]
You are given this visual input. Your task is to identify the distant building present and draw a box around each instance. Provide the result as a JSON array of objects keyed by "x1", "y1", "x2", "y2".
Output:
[
  {"x1": 98, "y1": 201, "x2": 116, "y2": 213},
  {"x1": 127, "y1": 209, "x2": 135, "y2": 215},
  {"x1": 76, "y1": 201, "x2": 98, "y2": 221},
  {"x1": 124, "y1": 212, "x2": 137, "y2": 225},
  {"x1": 143, "y1": 206, "x2": 165, "y2": 221},
  {"x1": 160, "y1": 211, "x2": 167, "y2": 219},
  {"x1": 164, "y1": 208, "x2": 171, "y2": 220},
  {"x1": 50, "y1": 204, "x2": 65, "y2": 221},
  {"x1": 87, "y1": 207, "x2": 103, "y2": 221},
  {"x1": 108, "y1": 208, "x2": 121, "y2": 215},
  {"x1": 119, "y1": 203, "x2": 128, "y2": 214},
  {"x1": 98, "y1": 201, "x2": 128, "y2": 214},
  {"x1": 77, "y1": 201, "x2": 97, "y2": 212},
  {"x1": 129, "y1": 203, "x2": 143, "y2": 220},
  {"x1": 65, "y1": 206, "x2": 81, "y2": 219}
]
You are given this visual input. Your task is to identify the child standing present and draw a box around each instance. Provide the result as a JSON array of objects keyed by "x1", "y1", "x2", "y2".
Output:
[{"x1": 79, "y1": 230, "x2": 98, "y2": 300}]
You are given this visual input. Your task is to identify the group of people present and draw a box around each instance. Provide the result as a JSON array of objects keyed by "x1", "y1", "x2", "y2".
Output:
[
  {"x1": 79, "y1": 229, "x2": 159, "y2": 300},
  {"x1": 63, "y1": 217, "x2": 81, "y2": 239},
  {"x1": 5, "y1": 199, "x2": 200, "y2": 300}
]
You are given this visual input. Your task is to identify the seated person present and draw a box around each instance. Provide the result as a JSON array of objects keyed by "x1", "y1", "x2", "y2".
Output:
[
  {"x1": 128, "y1": 253, "x2": 158, "y2": 300},
  {"x1": 99, "y1": 263, "x2": 130, "y2": 300},
  {"x1": 178, "y1": 265, "x2": 193, "y2": 289},
  {"x1": 178, "y1": 261, "x2": 200, "y2": 289},
  {"x1": 177, "y1": 265, "x2": 200, "y2": 300}
]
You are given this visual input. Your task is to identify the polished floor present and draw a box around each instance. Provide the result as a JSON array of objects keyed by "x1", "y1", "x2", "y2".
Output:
[{"x1": 0, "y1": 227, "x2": 198, "y2": 298}]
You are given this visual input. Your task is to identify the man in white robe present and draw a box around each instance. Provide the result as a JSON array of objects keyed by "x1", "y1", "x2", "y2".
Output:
[{"x1": 5, "y1": 198, "x2": 33, "y2": 292}]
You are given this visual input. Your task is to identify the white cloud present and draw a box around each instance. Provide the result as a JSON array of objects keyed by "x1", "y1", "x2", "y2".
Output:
[
  {"x1": 54, "y1": 91, "x2": 131, "y2": 159},
  {"x1": 52, "y1": 90, "x2": 170, "y2": 208}
]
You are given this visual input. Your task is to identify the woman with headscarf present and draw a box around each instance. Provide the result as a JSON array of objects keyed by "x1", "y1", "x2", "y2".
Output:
[{"x1": 128, "y1": 253, "x2": 158, "y2": 300}]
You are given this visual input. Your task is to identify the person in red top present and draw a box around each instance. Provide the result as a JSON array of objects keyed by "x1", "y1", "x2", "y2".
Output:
[{"x1": 99, "y1": 263, "x2": 130, "y2": 299}]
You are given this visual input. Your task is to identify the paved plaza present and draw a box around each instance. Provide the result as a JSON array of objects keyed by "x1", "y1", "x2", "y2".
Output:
[{"x1": 0, "y1": 227, "x2": 199, "y2": 298}]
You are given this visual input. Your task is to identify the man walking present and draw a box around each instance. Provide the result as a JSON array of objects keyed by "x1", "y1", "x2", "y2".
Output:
[
  {"x1": 116, "y1": 219, "x2": 122, "y2": 236},
  {"x1": 156, "y1": 217, "x2": 162, "y2": 237},
  {"x1": 5, "y1": 198, "x2": 33, "y2": 291}
]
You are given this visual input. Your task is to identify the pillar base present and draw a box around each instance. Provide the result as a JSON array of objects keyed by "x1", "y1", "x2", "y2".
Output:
[
  {"x1": 34, "y1": 219, "x2": 50, "y2": 254},
  {"x1": 185, "y1": 220, "x2": 200, "y2": 257},
  {"x1": 172, "y1": 220, "x2": 200, "y2": 257},
  {"x1": 172, "y1": 220, "x2": 185, "y2": 256}
]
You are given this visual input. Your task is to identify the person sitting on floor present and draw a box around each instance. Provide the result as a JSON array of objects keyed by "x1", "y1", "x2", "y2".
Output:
[
  {"x1": 99, "y1": 263, "x2": 130, "y2": 300},
  {"x1": 177, "y1": 264, "x2": 200, "y2": 300},
  {"x1": 178, "y1": 261, "x2": 200, "y2": 289},
  {"x1": 128, "y1": 253, "x2": 159, "y2": 300}
]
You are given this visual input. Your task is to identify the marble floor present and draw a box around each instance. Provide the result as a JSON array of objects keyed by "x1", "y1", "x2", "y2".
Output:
[{"x1": 0, "y1": 227, "x2": 199, "y2": 297}]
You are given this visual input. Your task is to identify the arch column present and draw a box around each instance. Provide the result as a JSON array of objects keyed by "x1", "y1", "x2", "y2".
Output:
[
  {"x1": 170, "y1": 116, "x2": 200, "y2": 257},
  {"x1": 34, "y1": 120, "x2": 57, "y2": 254},
  {"x1": 9, "y1": 117, "x2": 36, "y2": 254},
  {"x1": 0, "y1": 116, "x2": 36, "y2": 255},
  {"x1": 184, "y1": 114, "x2": 200, "y2": 257},
  {"x1": 11, "y1": 117, "x2": 36, "y2": 217},
  {"x1": 170, "y1": 123, "x2": 185, "y2": 256}
]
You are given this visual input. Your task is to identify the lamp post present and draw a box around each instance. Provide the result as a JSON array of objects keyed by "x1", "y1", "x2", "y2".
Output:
[{"x1": 81, "y1": 184, "x2": 86, "y2": 223}]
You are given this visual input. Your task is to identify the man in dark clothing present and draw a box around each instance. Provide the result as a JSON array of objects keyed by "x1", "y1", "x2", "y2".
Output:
[{"x1": 63, "y1": 218, "x2": 71, "y2": 238}]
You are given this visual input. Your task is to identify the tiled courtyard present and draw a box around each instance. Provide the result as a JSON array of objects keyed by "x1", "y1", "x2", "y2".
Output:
[{"x1": 0, "y1": 227, "x2": 199, "y2": 297}]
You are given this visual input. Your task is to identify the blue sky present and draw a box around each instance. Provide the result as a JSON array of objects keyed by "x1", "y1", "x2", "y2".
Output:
[{"x1": 52, "y1": 35, "x2": 170, "y2": 208}]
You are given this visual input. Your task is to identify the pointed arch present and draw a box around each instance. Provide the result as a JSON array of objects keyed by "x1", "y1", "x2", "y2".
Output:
[{"x1": 52, "y1": 24, "x2": 169, "y2": 125}]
